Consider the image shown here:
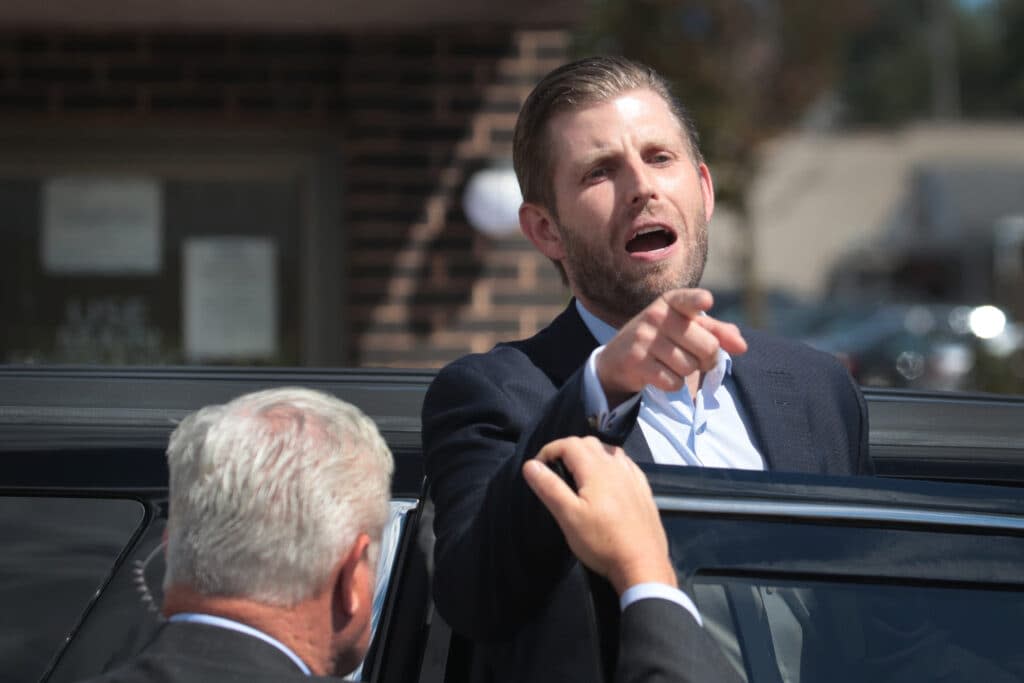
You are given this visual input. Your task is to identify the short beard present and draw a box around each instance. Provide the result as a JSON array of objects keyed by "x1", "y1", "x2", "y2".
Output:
[{"x1": 557, "y1": 209, "x2": 708, "y2": 323}]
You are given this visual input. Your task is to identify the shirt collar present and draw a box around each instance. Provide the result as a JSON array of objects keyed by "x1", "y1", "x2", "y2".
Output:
[
  {"x1": 168, "y1": 612, "x2": 311, "y2": 675},
  {"x1": 574, "y1": 299, "x2": 733, "y2": 388},
  {"x1": 575, "y1": 299, "x2": 617, "y2": 345}
]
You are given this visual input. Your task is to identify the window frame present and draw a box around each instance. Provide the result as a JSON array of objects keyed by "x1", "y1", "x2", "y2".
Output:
[{"x1": 0, "y1": 126, "x2": 346, "y2": 366}]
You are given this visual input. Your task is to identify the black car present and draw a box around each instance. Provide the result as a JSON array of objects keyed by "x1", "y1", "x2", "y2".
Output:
[{"x1": 3, "y1": 366, "x2": 1024, "y2": 682}]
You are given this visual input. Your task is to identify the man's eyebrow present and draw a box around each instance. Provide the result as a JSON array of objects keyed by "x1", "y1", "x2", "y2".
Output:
[
  {"x1": 640, "y1": 134, "x2": 686, "y2": 152},
  {"x1": 575, "y1": 147, "x2": 619, "y2": 168}
]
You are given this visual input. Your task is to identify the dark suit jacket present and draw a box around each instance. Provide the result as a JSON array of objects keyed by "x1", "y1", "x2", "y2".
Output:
[
  {"x1": 617, "y1": 598, "x2": 743, "y2": 683},
  {"x1": 75, "y1": 621, "x2": 334, "y2": 683},
  {"x1": 422, "y1": 302, "x2": 870, "y2": 683}
]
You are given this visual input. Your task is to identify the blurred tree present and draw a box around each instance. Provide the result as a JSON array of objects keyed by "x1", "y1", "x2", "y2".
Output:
[
  {"x1": 838, "y1": 0, "x2": 1024, "y2": 121},
  {"x1": 988, "y1": 0, "x2": 1024, "y2": 114}
]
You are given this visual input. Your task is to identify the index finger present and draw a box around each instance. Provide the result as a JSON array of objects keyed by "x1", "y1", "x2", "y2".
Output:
[
  {"x1": 661, "y1": 288, "x2": 714, "y2": 317},
  {"x1": 534, "y1": 437, "x2": 580, "y2": 465},
  {"x1": 522, "y1": 459, "x2": 579, "y2": 521},
  {"x1": 694, "y1": 315, "x2": 748, "y2": 355},
  {"x1": 548, "y1": 437, "x2": 618, "y2": 482}
]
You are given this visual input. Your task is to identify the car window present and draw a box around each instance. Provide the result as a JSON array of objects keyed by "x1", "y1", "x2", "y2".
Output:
[
  {"x1": 648, "y1": 468, "x2": 1024, "y2": 683},
  {"x1": 345, "y1": 498, "x2": 417, "y2": 682},
  {"x1": 0, "y1": 497, "x2": 145, "y2": 683},
  {"x1": 692, "y1": 576, "x2": 1024, "y2": 683}
]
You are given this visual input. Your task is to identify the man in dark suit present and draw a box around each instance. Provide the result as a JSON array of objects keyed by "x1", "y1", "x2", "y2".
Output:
[
  {"x1": 523, "y1": 435, "x2": 743, "y2": 683},
  {"x1": 423, "y1": 55, "x2": 870, "y2": 682},
  {"x1": 77, "y1": 387, "x2": 394, "y2": 683}
]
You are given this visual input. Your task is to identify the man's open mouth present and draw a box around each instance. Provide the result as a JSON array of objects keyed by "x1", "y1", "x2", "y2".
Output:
[{"x1": 626, "y1": 226, "x2": 677, "y2": 253}]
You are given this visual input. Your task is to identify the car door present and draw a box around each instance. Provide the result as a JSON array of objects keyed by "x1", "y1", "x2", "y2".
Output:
[{"x1": 646, "y1": 465, "x2": 1024, "y2": 683}]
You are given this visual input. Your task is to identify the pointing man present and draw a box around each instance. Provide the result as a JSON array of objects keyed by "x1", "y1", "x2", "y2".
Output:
[{"x1": 423, "y1": 56, "x2": 869, "y2": 682}]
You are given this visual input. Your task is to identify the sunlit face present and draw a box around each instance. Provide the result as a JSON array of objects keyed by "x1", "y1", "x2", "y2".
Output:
[{"x1": 542, "y1": 88, "x2": 714, "y2": 326}]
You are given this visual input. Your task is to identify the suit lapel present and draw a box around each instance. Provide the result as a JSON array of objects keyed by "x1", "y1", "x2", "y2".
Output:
[
  {"x1": 517, "y1": 302, "x2": 655, "y2": 463},
  {"x1": 516, "y1": 301, "x2": 599, "y2": 387},
  {"x1": 623, "y1": 424, "x2": 654, "y2": 463},
  {"x1": 730, "y1": 353, "x2": 819, "y2": 473}
]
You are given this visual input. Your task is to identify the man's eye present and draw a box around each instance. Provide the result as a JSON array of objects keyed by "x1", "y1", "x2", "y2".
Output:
[
  {"x1": 585, "y1": 167, "x2": 608, "y2": 181},
  {"x1": 649, "y1": 153, "x2": 673, "y2": 164}
]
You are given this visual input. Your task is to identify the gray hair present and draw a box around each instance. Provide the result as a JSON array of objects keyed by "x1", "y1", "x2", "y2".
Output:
[{"x1": 163, "y1": 387, "x2": 394, "y2": 607}]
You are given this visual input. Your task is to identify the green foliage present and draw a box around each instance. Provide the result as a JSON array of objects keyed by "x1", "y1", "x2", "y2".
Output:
[
  {"x1": 577, "y1": 0, "x2": 1024, "y2": 153},
  {"x1": 577, "y1": 1, "x2": 858, "y2": 165}
]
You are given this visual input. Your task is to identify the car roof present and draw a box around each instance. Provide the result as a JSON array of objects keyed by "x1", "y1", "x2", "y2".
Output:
[{"x1": 3, "y1": 365, "x2": 1024, "y2": 489}]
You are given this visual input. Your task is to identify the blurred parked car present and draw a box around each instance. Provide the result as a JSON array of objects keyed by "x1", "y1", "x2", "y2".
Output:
[
  {"x1": 718, "y1": 293, "x2": 1024, "y2": 392},
  {"x1": 802, "y1": 303, "x2": 1022, "y2": 392}
]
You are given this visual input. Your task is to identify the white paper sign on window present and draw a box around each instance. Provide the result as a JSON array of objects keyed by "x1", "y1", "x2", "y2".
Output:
[
  {"x1": 42, "y1": 176, "x2": 162, "y2": 274},
  {"x1": 183, "y1": 237, "x2": 278, "y2": 361}
]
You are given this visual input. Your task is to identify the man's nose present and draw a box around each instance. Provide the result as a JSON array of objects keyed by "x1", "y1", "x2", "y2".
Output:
[{"x1": 626, "y1": 160, "x2": 656, "y2": 206}]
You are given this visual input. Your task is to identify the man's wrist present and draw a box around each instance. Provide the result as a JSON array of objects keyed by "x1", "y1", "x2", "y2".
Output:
[
  {"x1": 583, "y1": 347, "x2": 640, "y2": 433},
  {"x1": 610, "y1": 556, "x2": 678, "y2": 596},
  {"x1": 620, "y1": 583, "x2": 703, "y2": 626},
  {"x1": 594, "y1": 348, "x2": 633, "y2": 408}
]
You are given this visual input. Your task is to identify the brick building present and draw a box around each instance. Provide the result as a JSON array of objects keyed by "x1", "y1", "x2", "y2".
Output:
[{"x1": 0, "y1": 4, "x2": 580, "y2": 368}]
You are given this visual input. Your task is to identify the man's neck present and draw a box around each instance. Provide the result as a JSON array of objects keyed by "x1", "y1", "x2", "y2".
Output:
[
  {"x1": 574, "y1": 295, "x2": 629, "y2": 330},
  {"x1": 163, "y1": 585, "x2": 333, "y2": 675}
]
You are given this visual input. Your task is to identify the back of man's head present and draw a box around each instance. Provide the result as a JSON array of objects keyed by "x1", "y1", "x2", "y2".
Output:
[
  {"x1": 512, "y1": 55, "x2": 703, "y2": 216},
  {"x1": 163, "y1": 387, "x2": 394, "y2": 606}
]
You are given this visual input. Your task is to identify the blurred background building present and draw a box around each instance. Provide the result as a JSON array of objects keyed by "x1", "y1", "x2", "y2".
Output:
[
  {"x1": 0, "y1": 1, "x2": 583, "y2": 368},
  {"x1": 2, "y1": 0, "x2": 1023, "y2": 392}
]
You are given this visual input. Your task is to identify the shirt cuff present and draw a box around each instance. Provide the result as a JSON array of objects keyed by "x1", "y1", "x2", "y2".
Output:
[
  {"x1": 583, "y1": 346, "x2": 641, "y2": 433},
  {"x1": 620, "y1": 582, "x2": 703, "y2": 627}
]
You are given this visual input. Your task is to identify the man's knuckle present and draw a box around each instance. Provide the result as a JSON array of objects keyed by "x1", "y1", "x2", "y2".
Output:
[
  {"x1": 638, "y1": 310, "x2": 657, "y2": 329},
  {"x1": 634, "y1": 325, "x2": 656, "y2": 345},
  {"x1": 628, "y1": 340, "x2": 651, "y2": 361}
]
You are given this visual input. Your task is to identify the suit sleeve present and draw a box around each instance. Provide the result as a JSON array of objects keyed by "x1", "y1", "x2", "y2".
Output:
[
  {"x1": 824, "y1": 350, "x2": 873, "y2": 476},
  {"x1": 763, "y1": 331, "x2": 872, "y2": 477},
  {"x1": 616, "y1": 598, "x2": 744, "y2": 683},
  {"x1": 847, "y1": 365, "x2": 873, "y2": 475},
  {"x1": 422, "y1": 351, "x2": 620, "y2": 639}
]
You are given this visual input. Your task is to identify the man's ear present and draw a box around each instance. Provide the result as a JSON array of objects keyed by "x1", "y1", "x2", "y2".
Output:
[
  {"x1": 334, "y1": 533, "x2": 372, "y2": 619},
  {"x1": 519, "y1": 202, "x2": 566, "y2": 262},
  {"x1": 698, "y1": 162, "x2": 715, "y2": 222}
]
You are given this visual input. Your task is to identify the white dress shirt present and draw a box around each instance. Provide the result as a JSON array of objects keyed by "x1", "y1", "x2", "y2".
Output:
[
  {"x1": 576, "y1": 300, "x2": 765, "y2": 471},
  {"x1": 574, "y1": 300, "x2": 765, "y2": 623}
]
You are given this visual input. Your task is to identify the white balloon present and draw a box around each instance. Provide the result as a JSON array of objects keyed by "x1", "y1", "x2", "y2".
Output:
[{"x1": 462, "y1": 167, "x2": 523, "y2": 237}]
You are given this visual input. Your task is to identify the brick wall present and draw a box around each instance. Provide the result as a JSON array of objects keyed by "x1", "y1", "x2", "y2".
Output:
[
  {"x1": 0, "y1": 28, "x2": 572, "y2": 367},
  {"x1": 343, "y1": 30, "x2": 571, "y2": 366}
]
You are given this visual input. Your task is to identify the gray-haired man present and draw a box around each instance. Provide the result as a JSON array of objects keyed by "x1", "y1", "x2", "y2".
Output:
[{"x1": 78, "y1": 387, "x2": 393, "y2": 683}]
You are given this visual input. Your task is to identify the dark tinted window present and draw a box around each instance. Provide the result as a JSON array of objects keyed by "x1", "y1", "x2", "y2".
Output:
[
  {"x1": 0, "y1": 497, "x2": 145, "y2": 682},
  {"x1": 692, "y1": 576, "x2": 1024, "y2": 683}
]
